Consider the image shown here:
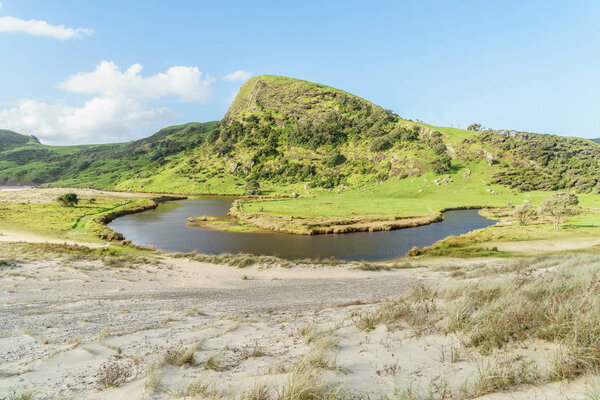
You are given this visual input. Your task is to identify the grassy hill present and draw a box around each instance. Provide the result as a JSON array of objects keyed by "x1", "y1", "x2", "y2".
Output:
[{"x1": 2, "y1": 74, "x2": 600, "y2": 223}]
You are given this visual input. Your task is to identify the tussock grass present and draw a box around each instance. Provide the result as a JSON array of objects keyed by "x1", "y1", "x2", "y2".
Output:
[
  {"x1": 177, "y1": 375, "x2": 218, "y2": 398},
  {"x1": 239, "y1": 382, "x2": 272, "y2": 400},
  {"x1": 585, "y1": 378, "x2": 600, "y2": 400},
  {"x1": 8, "y1": 391, "x2": 35, "y2": 400},
  {"x1": 361, "y1": 253, "x2": 600, "y2": 388},
  {"x1": 204, "y1": 352, "x2": 224, "y2": 371},
  {"x1": 162, "y1": 341, "x2": 204, "y2": 367},
  {"x1": 356, "y1": 283, "x2": 439, "y2": 336},
  {"x1": 299, "y1": 336, "x2": 340, "y2": 371},
  {"x1": 277, "y1": 363, "x2": 346, "y2": 400},
  {"x1": 0, "y1": 242, "x2": 158, "y2": 267},
  {"x1": 471, "y1": 356, "x2": 539, "y2": 396}
]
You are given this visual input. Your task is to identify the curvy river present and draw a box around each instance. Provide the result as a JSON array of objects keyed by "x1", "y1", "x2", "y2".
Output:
[{"x1": 107, "y1": 197, "x2": 496, "y2": 261}]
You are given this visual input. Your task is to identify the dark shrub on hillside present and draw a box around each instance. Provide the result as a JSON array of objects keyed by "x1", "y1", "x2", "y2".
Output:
[
  {"x1": 370, "y1": 137, "x2": 393, "y2": 152},
  {"x1": 244, "y1": 180, "x2": 260, "y2": 195},
  {"x1": 430, "y1": 155, "x2": 452, "y2": 174},
  {"x1": 325, "y1": 151, "x2": 347, "y2": 167}
]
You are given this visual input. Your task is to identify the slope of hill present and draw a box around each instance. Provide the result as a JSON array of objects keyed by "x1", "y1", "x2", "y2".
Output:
[
  {"x1": 0, "y1": 122, "x2": 217, "y2": 188},
  {"x1": 2, "y1": 74, "x2": 600, "y2": 205}
]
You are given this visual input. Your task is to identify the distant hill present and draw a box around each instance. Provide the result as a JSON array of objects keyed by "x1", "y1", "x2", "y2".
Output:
[{"x1": 2, "y1": 75, "x2": 600, "y2": 194}]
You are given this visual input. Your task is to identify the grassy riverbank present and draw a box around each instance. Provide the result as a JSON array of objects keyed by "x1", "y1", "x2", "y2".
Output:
[{"x1": 0, "y1": 188, "x2": 157, "y2": 242}]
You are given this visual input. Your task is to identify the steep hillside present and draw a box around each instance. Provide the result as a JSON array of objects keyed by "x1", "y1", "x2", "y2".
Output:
[
  {"x1": 2, "y1": 75, "x2": 600, "y2": 199},
  {"x1": 0, "y1": 122, "x2": 217, "y2": 187},
  {"x1": 0, "y1": 130, "x2": 38, "y2": 151}
]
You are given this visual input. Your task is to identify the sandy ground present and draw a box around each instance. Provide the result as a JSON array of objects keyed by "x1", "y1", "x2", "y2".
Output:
[
  {"x1": 0, "y1": 187, "x2": 150, "y2": 204},
  {"x1": 0, "y1": 187, "x2": 598, "y2": 399},
  {"x1": 489, "y1": 237, "x2": 600, "y2": 255},
  {"x1": 0, "y1": 251, "x2": 596, "y2": 400}
]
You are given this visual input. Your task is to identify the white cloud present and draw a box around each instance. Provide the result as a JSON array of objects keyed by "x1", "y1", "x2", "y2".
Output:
[
  {"x1": 224, "y1": 70, "x2": 252, "y2": 82},
  {"x1": 0, "y1": 62, "x2": 216, "y2": 144},
  {"x1": 59, "y1": 61, "x2": 214, "y2": 102},
  {"x1": 0, "y1": 16, "x2": 93, "y2": 39}
]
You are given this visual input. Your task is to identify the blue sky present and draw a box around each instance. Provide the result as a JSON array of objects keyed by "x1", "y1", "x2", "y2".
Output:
[{"x1": 0, "y1": 0, "x2": 599, "y2": 144}]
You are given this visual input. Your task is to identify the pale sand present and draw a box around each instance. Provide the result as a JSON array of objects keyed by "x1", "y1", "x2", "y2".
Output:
[{"x1": 0, "y1": 250, "x2": 596, "y2": 399}]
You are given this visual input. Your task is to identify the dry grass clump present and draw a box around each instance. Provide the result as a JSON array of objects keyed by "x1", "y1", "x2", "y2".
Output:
[
  {"x1": 177, "y1": 375, "x2": 218, "y2": 398},
  {"x1": 0, "y1": 241, "x2": 158, "y2": 267},
  {"x1": 471, "y1": 356, "x2": 539, "y2": 396},
  {"x1": 162, "y1": 341, "x2": 204, "y2": 367},
  {"x1": 239, "y1": 382, "x2": 273, "y2": 400},
  {"x1": 356, "y1": 283, "x2": 440, "y2": 336},
  {"x1": 298, "y1": 336, "x2": 340, "y2": 371},
  {"x1": 7, "y1": 391, "x2": 35, "y2": 400},
  {"x1": 95, "y1": 360, "x2": 133, "y2": 389},
  {"x1": 185, "y1": 251, "x2": 294, "y2": 268},
  {"x1": 278, "y1": 363, "x2": 346, "y2": 400},
  {"x1": 445, "y1": 255, "x2": 600, "y2": 381},
  {"x1": 204, "y1": 352, "x2": 224, "y2": 371}
]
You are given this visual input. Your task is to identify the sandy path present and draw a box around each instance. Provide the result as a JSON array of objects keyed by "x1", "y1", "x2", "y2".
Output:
[{"x1": 0, "y1": 230, "x2": 108, "y2": 247}]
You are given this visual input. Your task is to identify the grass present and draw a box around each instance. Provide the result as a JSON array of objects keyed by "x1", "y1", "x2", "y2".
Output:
[
  {"x1": 177, "y1": 375, "x2": 218, "y2": 398},
  {"x1": 7, "y1": 391, "x2": 35, "y2": 400},
  {"x1": 95, "y1": 360, "x2": 133, "y2": 389},
  {"x1": 357, "y1": 253, "x2": 600, "y2": 391},
  {"x1": 204, "y1": 352, "x2": 224, "y2": 371},
  {"x1": 471, "y1": 356, "x2": 539, "y2": 396},
  {"x1": 162, "y1": 341, "x2": 204, "y2": 367},
  {"x1": 277, "y1": 363, "x2": 346, "y2": 400},
  {"x1": 0, "y1": 189, "x2": 156, "y2": 241}
]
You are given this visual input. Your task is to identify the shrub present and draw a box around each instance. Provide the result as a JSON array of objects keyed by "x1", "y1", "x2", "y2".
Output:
[
  {"x1": 96, "y1": 360, "x2": 133, "y2": 389},
  {"x1": 57, "y1": 193, "x2": 78, "y2": 206},
  {"x1": 325, "y1": 151, "x2": 346, "y2": 167},
  {"x1": 512, "y1": 204, "x2": 536, "y2": 226},
  {"x1": 245, "y1": 180, "x2": 260, "y2": 195},
  {"x1": 539, "y1": 192, "x2": 580, "y2": 229},
  {"x1": 369, "y1": 137, "x2": 392, "y2": 152},
  {"x1": 430, "y1": 155, "x2": 451, "y2": 174}
]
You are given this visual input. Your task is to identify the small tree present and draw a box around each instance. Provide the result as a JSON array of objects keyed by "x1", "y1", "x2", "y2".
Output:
[
  {"x1": 244, "y1": 180, "x2": 260, "y2": 196},
  {"x1": 430, "y1": 155, "x2": 452, "y2": 174},
  {"x1": 57, "y1": 193, "x2": 78, "y2": 207},
  {"x1": 512, "y1": 204, "x2": 536, "y2": 226},
  {"x1": 538, "y1": 192, "x2": 580, "y2": 229},
  {"x1": 467, "y1": 123, "x2": 482, "y2": 131}
]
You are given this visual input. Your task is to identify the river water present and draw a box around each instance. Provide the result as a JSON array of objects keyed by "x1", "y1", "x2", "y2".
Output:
[{"x1": 107, "y1": 197, "x2": 495, "y2": 261}]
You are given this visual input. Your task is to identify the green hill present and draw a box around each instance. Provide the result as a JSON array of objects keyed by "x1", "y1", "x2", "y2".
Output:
[{"x1": 2, "y1": 74, "x2": 600, "y2": 200}]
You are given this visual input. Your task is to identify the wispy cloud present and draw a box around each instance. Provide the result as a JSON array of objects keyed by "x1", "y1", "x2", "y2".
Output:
[
  {"x1": 0, "y1": 16, "x2": 93, "y2": 40},
  {"x1": 224, "y1": 70, "x2": 252, "y2": 82},
  {"x1": 0, "y1": 61, "x2": 216, "y2": 144}
]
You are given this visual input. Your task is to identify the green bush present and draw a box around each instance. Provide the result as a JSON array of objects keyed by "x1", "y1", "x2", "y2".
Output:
[{"x1": 57, "y1": 193, "x2": 79, "y2": 207}]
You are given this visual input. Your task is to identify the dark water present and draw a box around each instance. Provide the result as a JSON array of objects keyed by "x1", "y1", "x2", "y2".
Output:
[{"x1": 107, "y1": 197, "x2": 496, "y2": 261}]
